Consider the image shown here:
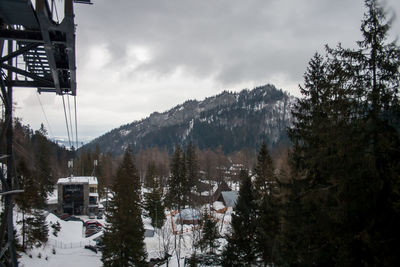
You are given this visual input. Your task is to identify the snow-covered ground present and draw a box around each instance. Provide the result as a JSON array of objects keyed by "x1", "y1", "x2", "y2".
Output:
[
  {"x1": 18, "y1": 213, "x2": 102, "y2": 267},
  {"x1": 17, "y1": 202, "x2": 233, "y2": 267}
]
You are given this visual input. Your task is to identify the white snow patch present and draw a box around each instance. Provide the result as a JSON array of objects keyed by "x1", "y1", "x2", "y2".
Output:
[
  {"x1": 182, "y1": 119, "x2": 194, "y2": 140},
  {"x1": 46, "y1": 188, "x2": 58, "y2": 205},
  {"x1": 213, "y1": 201, "x2": 225, "y2": 211},
  {"x1": 57, "y1": 176, "x2": 98, "y2": 185},
  {"x1": 119, "y1": 129, "x2": 131, "y2": 136}
]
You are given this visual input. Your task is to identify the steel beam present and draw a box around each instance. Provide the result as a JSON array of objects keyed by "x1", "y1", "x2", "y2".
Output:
[
  {"x1": 0, "y1": 43, "x2": 39, "y2": 63},
  {"x1": 0, "y1": 29, "x2": 43, "y2": 43},
  {"x1": 4, "y1": 80, "x2": 53, "y2": 88},
  {"x1": 0, "y1": 63, "x2": 53, "y2": 86}
]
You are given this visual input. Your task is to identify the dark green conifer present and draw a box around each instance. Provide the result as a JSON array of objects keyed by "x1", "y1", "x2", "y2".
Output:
[
  {"x1": 144, "y1": 161, "x2": 166, "y2": 229},
  {"x1": 284, "y1": 0, "x2": 400, "y2": 265},
  {"x1": 33, "y1": 124, "x2": 53, "y2": 206},
  {"x1": 24, "y1": 209, "x2": 48, "y2": 248},
  {"x1": 185, "y1": 141, "x2": 199, "y2": 206},
  {"x1": 327, "y1": 1, "x2": 400, "y2": 265},
  {"x1": 15, "y1": 160, "x2": 41, "y2": 250},
  {"x1": 222, "y1": 170, "x2": 257, "y2": 266},
  {"x1": 253, "y1": 142, "x2": 281, "y2": 266},
  {"x1": 285, "y1": 51, "x2": 347, "y2": 266},
  {"x1": 101, "y1": 148, "x2": 147, "y2": 266},
  {"x1": 253, "y1": 142, "x2": 274, "y2": 197},
  {"x1": 197, "y1": 209, "x2": 220, "y2": 259},
  {"x1": 166, "y1": 145, "x2": 186, "y2": 209}
]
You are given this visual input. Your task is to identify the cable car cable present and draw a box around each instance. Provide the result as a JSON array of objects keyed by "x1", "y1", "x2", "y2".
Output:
[
  {"x1": 36, "y1": 93, "x2": 55, "y2": 139},
  {"x1": 62, "y1": 95, "x2": 72, "y2": 148},
  {"x1": 74, "y1": 95, "x2": 79, "y2": 149},
  {"x1": 67, "y1": 95, "x2": 74, "y2": 143}
]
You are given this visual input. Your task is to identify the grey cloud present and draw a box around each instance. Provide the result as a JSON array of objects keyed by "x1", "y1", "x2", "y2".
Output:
[
  {"x1": 42, "y1": 0, "x2": 400, "y2": 140},
  {"x1": 75, "y1": 0, "x2": 395, "y2": 87}
]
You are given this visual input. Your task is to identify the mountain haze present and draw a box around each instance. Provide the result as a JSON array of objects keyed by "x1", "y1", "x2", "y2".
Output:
[{"x1": 82, "y1": 85, "x2": 295, "y2": 155}]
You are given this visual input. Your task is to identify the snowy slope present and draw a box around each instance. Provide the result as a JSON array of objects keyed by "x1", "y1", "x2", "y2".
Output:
[
  {"x1": 19, "y1": 213, "x2": 101, "y2": 267},
  {"x1": 18, "y1": 203, "x2": 233, "y2": 267}
]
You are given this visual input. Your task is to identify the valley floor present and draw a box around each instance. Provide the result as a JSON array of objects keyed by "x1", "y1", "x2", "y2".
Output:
[{"x1": 17, "y1": 203, "x2": 232, "y2": 267}]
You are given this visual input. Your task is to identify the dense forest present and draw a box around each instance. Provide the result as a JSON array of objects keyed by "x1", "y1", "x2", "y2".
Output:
[
  {"x1": 82, "y1": 84, "x2": 294, "y2": 155},
  {"x1": 221, "y1": 0, "x2": 400, "y2": 265}
]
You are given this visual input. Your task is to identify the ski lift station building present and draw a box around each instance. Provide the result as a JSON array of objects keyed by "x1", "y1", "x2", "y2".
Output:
[{"x1": 57, "y1": 176, "x2": 99, "y2": 215}]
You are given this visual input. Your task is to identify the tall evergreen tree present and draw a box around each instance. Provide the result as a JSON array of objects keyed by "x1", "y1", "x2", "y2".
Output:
[
  {"x1": 101, "y1": 148, "x2": 147, "y2": 266},
  {"x1": 327, "y1": 1, "x2": 400, "y2": 265},
  {"x1": 253, "y1": 142, "x2": 274, "y2": 197},
  {"x1": 33, "y1": 124, "x2": 53, "y2": 206},
  {"x1": 197, "y1": 209, "x2": 221, "y2": 259},
  {"x1": 284, "y1": 51, "x2": 352, "y2": 267},
  {"x1": 16, "y1": 161, "x2": 49, "y2": 250},
  {"x1": 18, "y1": 125, "x2": 53, "y2": 251},
  {"x1": 144, "y1": 161, "x2": 166, "y2": 229},
  {"x1": 185, "y1": 141, "x2": 199, "y2": 206},
  {"x1": 24, "y1": 209, "x2": 48, "y2": 249},
  {"x1": 15, "y1": 159, "x2": 42, "y2": 251},
  {"x1": 166, "y1": 145, "x2": 186, "y2": 209},
  {"x1": 222, "y1": 170, "x2": 257, "y2": 266},
  {"x1": 284, "y1": 0, "x2": 400, "y2": 265},
  {"x1": 253, "y1": 142, "x2": 281, "y2": 266}
]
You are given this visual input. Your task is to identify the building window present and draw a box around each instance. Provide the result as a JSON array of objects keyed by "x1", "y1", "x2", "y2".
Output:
[
  {"x1": 89, "y1": 196, "x2": 97, "y2": 205},
  {"x1": 89, "y1": 187, "x2": 97, "y2": 193},
  {"x1": 62, "y1": 184, "x2": 84, "y2": 215}
]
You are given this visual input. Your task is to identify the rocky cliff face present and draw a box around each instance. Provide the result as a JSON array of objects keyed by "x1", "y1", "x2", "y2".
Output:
[{"x1": 83, "y1": 84, "x2": 296, "y2": 155}]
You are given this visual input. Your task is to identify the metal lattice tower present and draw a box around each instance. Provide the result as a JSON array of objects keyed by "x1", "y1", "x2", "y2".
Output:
[{"x1": 0, "y1": 0, "x2": 90, "y2": 265}]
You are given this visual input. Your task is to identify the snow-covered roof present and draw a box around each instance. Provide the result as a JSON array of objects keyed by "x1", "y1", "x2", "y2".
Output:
[
  {"x1": 176, "y1": 208, "x2": 201, "y2": 221},
  {"x1": 213, "y1": 201, "x2": 225, "y2": 210},
  {"x1": 57, "y1": 176, "x2": 98, "y2": 185},
  {"x1": 221, "y1": 191, "x2": 239, "y2": 207}
]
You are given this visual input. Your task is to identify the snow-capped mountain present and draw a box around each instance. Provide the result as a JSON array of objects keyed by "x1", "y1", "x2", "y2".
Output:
[{"x1": 82, "y1": 84, "x2": 296, "y2": 155}]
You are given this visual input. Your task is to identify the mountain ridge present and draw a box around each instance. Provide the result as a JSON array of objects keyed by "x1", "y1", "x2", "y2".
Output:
[{"x1": 82, "y1": 84, "x2": 296, "y2": 155}]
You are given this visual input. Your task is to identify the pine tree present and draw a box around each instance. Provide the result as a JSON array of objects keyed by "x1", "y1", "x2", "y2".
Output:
[
  {"x1": 33, "y1": 124, "x2": 53, "y2": 207},
  {"x1": 101, "y1": 148, "x2": 147, "y2": 266},
  {"x1": 15, "y1": 159, "x2": 41, "y2": 250},
  {"x1": 326, "y1": 1, "x2": 400, "y2": 265},
  {"x1": 284, "y1": 51, "x2": 350, "y2": 266},
  {"x1": 24, "y1": 209, "x2": 48, "y2": 249},
  {"x1": 166, "y1": 145, "x2": 186, "y2": 209},
  {"x1": 185, "y1": 141, "x2": 199, "y2": 206},
  {"x1": 32, "y1": 210, "x2": 48, "y2": 246},
  {"x1": 24, "y1": 124, "x2": 53, "y2": 251},
  {"x1": 144, "y1": 161, "x2": 166, "y2": 229},
  {"x1": 257, "y1": 195, "x2": 281, "y2": 265},
  {"x1": 284, "y1": 0, "x2": 400, "y2": 265},
  {"x1": 222, "y1": 170, "x2": 257, "y2": 266},
  {"x1": 253, "y1": 142, "x2": 281, "y2": 266},
  {"x1": 15, "y1": 160, "x2": 40, "y2": 210},
  {"x1": 253, "y1": 142, "x2": 274, "y2": 197},
  {"x1": 197, "y1": 209, "x2": 221, "y2": 262}
]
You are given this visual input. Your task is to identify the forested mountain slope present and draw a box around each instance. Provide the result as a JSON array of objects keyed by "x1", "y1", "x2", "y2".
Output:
[{"x1": 83, "y1": 84, "x2": 295, "y2": 155}]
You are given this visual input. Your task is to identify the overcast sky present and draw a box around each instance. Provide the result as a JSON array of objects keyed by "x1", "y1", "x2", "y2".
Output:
[{"x1": 13, "y1": 0, "x2": 400, "y2": 144}]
